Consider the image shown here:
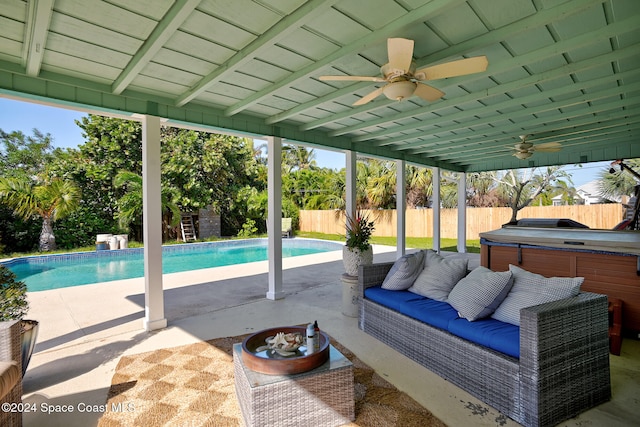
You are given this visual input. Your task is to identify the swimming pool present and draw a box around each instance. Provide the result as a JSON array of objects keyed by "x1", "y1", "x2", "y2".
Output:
[{"x1": 2, "y1": 238, "x2": 343, "y2": 292}]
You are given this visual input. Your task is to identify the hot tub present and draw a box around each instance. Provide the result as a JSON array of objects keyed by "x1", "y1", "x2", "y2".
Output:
[{"x1": 480, "y1": 226, "x2": 640, "y2": 333}]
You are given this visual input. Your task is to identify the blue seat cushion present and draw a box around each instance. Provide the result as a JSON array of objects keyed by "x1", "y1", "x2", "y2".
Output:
[
  {"x1": 365, "y1": 286, "x2": 520, "y2": 358},
  {"x1": 364, "y1": 286, "x2": 458, "y2": 330},
  {"x1": 447, "y1": 317, "x2": 520, "y2": 358}
]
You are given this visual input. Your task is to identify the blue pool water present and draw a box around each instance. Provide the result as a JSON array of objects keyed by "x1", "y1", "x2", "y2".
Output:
[{"x1": 3, "y1": 239, "x2": 342, "y2": 292}]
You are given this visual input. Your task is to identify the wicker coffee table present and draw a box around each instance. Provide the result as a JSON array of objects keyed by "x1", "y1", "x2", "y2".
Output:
[{"x1": 233, "y1": 343, "x2": 355, "y2": 427}]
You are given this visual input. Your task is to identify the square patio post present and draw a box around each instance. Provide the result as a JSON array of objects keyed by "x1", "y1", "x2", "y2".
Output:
[
  {"x1": 345, "y1": 151, "x2": 356, "y2": 219},
  {"x1": 266, "y1": 136, "x2": 284, "y2": 300},
  {"x1": 432, "y1": 167, "x2": 441, "y2": 253},
  {"x1": 141, "y1": 114, "x2": 167, "y2": 331},
  {"x1": 457, "y1": 172, "x2": 467, "y2": 253},
  {"x1": 396, "y1": 160, "x2": 406, "y2": 258}
]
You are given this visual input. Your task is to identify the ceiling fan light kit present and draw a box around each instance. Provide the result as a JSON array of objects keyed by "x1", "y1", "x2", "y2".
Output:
[
  {"x1": 514, "y1": 151, "x2": 533, "y2": 159},
  {"x1": 383, "y1": 80, "x2": 417, "y2": 101}
]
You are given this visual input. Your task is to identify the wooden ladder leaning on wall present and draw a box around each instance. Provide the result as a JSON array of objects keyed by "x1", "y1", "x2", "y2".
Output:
[{"x1": 180, "y1": 213, "x2": 197, "y2": 242}]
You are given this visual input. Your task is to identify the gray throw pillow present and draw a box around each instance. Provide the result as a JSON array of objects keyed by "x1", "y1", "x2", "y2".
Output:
[
  {"x1": 408, "y1": 250, "x2": 468, "y2": 301},
  {"x1": 447, "y1": 266, "x2": 514, "y2": 321},
  {"x1": 491, "y1": 264, "x2": 583, "y2": 326},
  {"x1": 381, "y1": 250, "x2": 426, "y2": 290}
]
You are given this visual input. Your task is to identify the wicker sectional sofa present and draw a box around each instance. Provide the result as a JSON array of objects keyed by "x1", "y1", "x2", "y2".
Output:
[{"x1": 358, "y1": 261, "x2": 611, "y2": 427}]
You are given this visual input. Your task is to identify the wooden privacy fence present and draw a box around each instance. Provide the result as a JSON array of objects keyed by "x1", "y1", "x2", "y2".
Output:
[{"x1": 299, "y1": 204, "x2": 626, "y2": 240}]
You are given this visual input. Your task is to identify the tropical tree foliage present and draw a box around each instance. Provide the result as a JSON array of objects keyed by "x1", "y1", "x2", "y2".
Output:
[
  {"x1": 0, "y1": 177, "x2": 81, "y2": 251},
  {"x1": 3, "y1": 117, "x2": 607, "y2": 253},
  {"x1": 0, "y1": 129, "x2": 56, "y2": 251},
  {"x1": 113, "y1": 170, "x2": 182, "y2": 241},
  {"x1": 467, "y1": 172, "x2": 503, "y2": 207},
  {"x1": 598, "y1": 159, "x2": 640, "y2": 200},
  {"x1": 496, "y1": 167, "x2": 572, "y2": 222},
  {"x1": 0, "y1": 129, "x2": 55, "y2": 179},
  {"x1": 282, "y1": 144, "x2": 317, "y2": 173}
]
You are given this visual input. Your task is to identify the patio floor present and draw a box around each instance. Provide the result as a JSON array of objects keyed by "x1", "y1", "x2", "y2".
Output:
[{"x1": 21, "y1": 245, "x2": 640, "y2": 427}]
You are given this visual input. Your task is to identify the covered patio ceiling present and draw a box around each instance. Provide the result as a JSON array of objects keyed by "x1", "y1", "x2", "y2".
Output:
[{"x1": 0, "y1": 0, "x2": 639, "y2": 172}]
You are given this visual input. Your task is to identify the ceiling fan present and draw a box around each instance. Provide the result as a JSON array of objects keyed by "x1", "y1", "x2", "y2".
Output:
[
  {"x1": 319, "y1": 38, "x2": 488, "y2": 106},
  {"x1": 511, "y1": 135, "x2": 562, "y2": 159}
]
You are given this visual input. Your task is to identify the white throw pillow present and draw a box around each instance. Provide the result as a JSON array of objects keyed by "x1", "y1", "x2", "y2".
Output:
[
  {"x1": 447, "y1": 266, "x2": 514, "y2": 321},
  {"x1": 408, "y1": 250, "x2": 468, "y2": 301},
  {"x1": 491, "y1": 264, "x2": 583, "y2": 326},
  {"x1": 381, "y1": 250, "x2": 426, "y2": 290}
]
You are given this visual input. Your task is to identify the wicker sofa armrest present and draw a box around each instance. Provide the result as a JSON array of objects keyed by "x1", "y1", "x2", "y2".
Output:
[
  {"x1": 0, "y1": 320, "x2": 23, "y2": 427},
  {"x1": 520, "y1": 291, "x2": 609, "y2": 361},
  {"x1": 519, "y1": 292, "x2": 610, "y2": 426},
  {"x1": 0, "y1": 321, "x2": 21, "y2": 368},
  {"x1": 358, "y1": 262, "x2": 394, "y2": 296}
]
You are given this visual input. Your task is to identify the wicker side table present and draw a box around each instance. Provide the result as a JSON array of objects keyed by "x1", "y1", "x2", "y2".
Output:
[{"x1": 233, "y1": 344, "x2": 354, "y2": 427}]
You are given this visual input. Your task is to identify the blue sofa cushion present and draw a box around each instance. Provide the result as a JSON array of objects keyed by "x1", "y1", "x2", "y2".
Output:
[
  {"x1": 365, "y1": 286, "x2": 459, "y2": 330},
  {"x1": 365, "y1": 286, "x2": 520, "y2": 358},
  {"x1": 447, "y1": 317, "x2": 520, "y2": 358}
]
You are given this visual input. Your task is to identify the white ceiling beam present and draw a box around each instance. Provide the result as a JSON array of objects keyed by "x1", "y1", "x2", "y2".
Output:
[
  {"x1": 428, "y1": 120, "x2": 640, "y2": 161},
  {"x1": 112, "y1": 0, "x2": 200, "y2": 95},
  {"x1": 23, "y1": 0, "x2": 54, "y2": 76},
  {"x1": 402, "y1": 82, "x2": 640, "y2": 153},
  {"x1": 222, "y1": 0, "x2": 468, "y2": 117},
  {"x1": 270, "y1": 0, "x2": 606, "y2": 127},
  {"x1": 175, "y1": 0, "x2": 340, "y2": 107},
  {"x1": 357, "y1": 38, "x2": 640, "y2": 144},
  {"x1": 405, "y1": 113, "x2": 640, "y2": 159},
  {"x1": 411, "y1": 97, "x2": 640, "y2": 158},
  {"x1": 452, "y1": 129, "x2": 640, "y2": 164}
]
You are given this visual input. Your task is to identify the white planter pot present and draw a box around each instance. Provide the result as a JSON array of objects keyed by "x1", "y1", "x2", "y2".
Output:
[
  {"x1": 21, "y1": 319, "x2": 39, "y2": 376},
  {"x1": 342, "y1": 246, "x2": 373, "y2": 276}
]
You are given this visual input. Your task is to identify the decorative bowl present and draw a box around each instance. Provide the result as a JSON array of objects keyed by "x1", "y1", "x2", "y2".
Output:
[{"x1": 241, "y1": 326, "x2": 330, "y2": 375}]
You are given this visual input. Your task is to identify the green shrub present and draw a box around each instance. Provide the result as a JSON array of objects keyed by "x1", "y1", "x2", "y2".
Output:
[
  {"x1": 237, "y1": 218, "x2": 258, "y2": 238},
  {"x1": 0, "y1": 265, "x2": 29, "y2": 321}
]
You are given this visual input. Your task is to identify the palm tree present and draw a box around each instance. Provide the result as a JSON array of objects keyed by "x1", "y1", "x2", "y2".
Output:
[
  {"x1": 406, "y1": 166, "x2": 432, "y2": 208},
  {"x1": 113, "y1": 170, "x2": 181, "y2": 241},
  {"x1": 282, "y1": 145, "x2": 317, "y2": 173},
  {"x1": 467, "y1": 171, "x2": 501, "y2": 207},
  {"x1": 0, "y1": 177, "x2": 81, "y2": 251},
  {"x1": 598, "y1": 159, "x2": 640, "y2": 201}
]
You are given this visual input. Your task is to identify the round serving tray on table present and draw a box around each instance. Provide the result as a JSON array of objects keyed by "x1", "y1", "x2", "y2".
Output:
[{"x1": 241, "y1": 326, "x2": 330, "y2": 375}]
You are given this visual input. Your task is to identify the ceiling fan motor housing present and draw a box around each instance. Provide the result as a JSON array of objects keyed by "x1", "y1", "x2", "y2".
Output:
[{"x1": 515, "y1": 142, "x2": 533, "y2": 151}]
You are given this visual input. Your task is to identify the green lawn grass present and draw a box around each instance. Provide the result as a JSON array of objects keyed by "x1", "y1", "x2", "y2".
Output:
[{"x1": 296, "y1": 231, "x2": 481, "y2": 253}]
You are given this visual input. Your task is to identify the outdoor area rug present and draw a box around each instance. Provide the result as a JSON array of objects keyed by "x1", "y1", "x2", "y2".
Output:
[{"x1": 98, "y1": 331, "x2": 445, "y2": 427}]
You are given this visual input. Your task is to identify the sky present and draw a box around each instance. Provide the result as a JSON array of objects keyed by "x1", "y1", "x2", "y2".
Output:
[{"x1": 0, "y1": 97, "x2": 611, "y2": 186}]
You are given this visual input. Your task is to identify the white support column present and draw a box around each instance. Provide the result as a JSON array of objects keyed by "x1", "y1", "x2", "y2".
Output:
[
  {"x1": 266, "y1": 136, "x2": 284, "y2": 300},
  {"x1": 396, "y1": 160, "x2": 406, "y2": 258},
  {"x1": 345, "y1": 151, "x2": 357, "y2": 219},
  {"x1": 432, "y1": 167, "x2": 441, "y2": 253},
  {"x1": 457, "y1": 172, "x2": 467, "y2": 253},
  {"x1": 141, "y1": 115, "x2": 167, "y2": 331}
]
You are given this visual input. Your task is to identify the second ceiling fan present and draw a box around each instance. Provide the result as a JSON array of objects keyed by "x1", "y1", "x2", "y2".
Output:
[
  {"x1": 510, "y1": 135, "x2": 562, "y2": 159},
  {"x1": 319, "y1": 38, "x2": 488, "y2": 106}
]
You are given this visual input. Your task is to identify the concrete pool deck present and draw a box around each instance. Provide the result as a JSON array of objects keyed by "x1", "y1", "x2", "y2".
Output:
[{"x1": 21, "y1": 244, "x2": 640, "y2": 426}]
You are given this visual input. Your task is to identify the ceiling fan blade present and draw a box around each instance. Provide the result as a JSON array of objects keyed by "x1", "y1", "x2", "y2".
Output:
[
  {"x1": 413, "y1": 82, "x2": 445, "y2": 102},
  {"x1": 535, "y1": 147, "x2": 562, "y2": 153},
  {"x1": 319, "y1": 75, "x2": 385, "y2": 82},
  {"x1": 353, "y1": 86, "x2": 386, "y2": 106},
  {"x1": 534, "y1": 141, "x2": 562, "y2": 150},
  {"x1": 387, "y1": 38, "x2": 414, "y2": 73},
  {"x1": 415, "y1": 56, "x2": 488, "y2": 80},
  {"x1": 533, "y1": 142, "x2": 562, "y2": 153}
]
